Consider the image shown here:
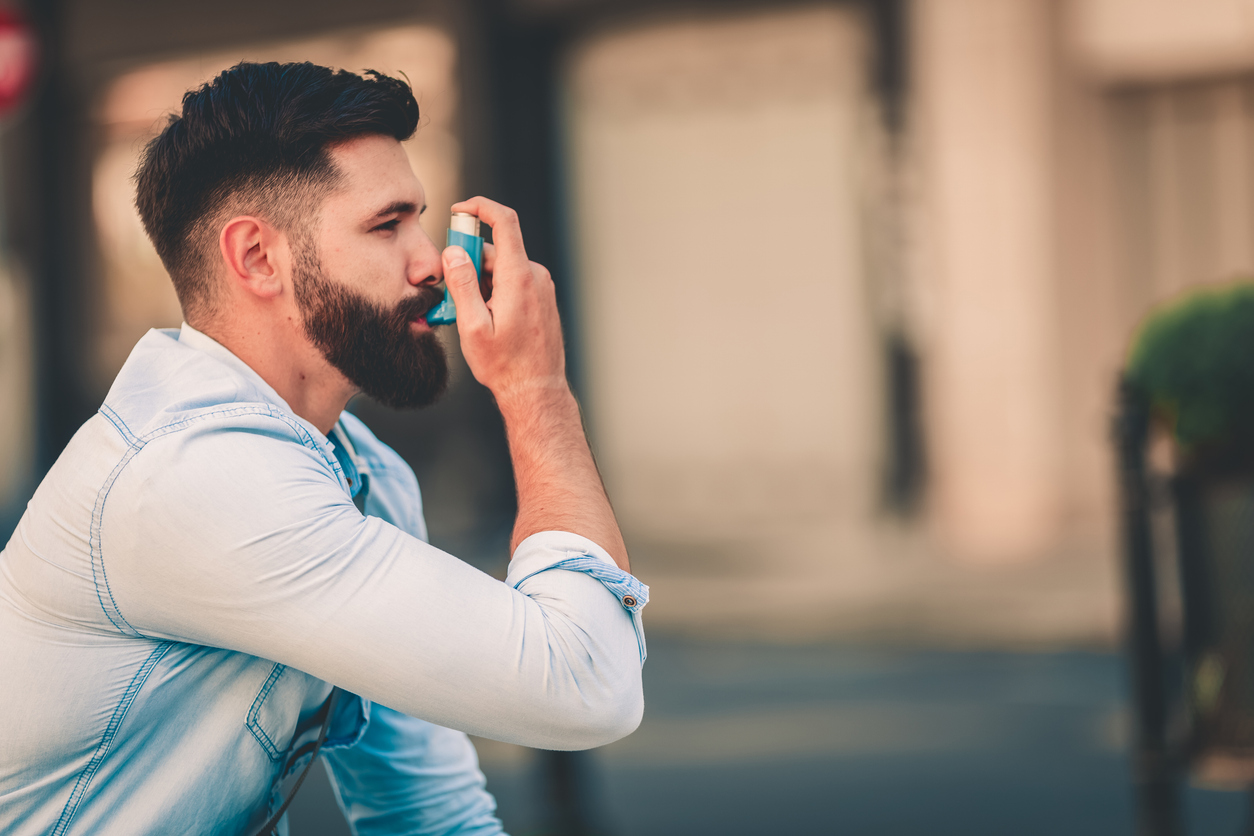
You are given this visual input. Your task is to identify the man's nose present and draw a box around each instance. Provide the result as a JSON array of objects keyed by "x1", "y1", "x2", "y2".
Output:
[{"x1": 409, "y1": 234, "x2": 444, "y2": 286}]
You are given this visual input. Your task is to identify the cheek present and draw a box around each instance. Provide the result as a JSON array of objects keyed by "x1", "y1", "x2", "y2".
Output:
[{"x1": 322, "y1": 240, "x2": 404, "y2": 290}]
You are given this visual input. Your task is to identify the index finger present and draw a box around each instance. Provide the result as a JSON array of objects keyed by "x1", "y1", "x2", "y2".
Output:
[{"x1": 451, "y1": 196, "x2": 527, "y2": 261}]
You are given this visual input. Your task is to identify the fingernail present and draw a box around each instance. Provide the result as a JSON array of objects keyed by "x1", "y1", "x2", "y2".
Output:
[{"x1": 444, "y1": 246, "x2": 469, "y2": 266}]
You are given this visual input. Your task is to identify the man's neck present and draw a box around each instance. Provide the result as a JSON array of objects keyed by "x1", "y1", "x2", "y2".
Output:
[{"x1": 194, "y1": 316, "x2": 356, "y2": 436}]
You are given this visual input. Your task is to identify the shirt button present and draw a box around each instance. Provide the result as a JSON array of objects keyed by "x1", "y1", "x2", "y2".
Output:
[{"x1": 622, "y1": 596, "x2": 637, "y2": 608}]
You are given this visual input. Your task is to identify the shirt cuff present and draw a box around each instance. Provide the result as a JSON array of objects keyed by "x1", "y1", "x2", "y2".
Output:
[
  {"x1": 507, "y1": 531, "x2": 650, "y2": 664},
  {"x1": 506, "y1": 531, "x2": 650, "y2": 614}
]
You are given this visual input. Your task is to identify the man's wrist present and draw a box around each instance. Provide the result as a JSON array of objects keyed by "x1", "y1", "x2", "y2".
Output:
[{"x1": 493, "y1": 378, "x2": 577, "y2": 424}]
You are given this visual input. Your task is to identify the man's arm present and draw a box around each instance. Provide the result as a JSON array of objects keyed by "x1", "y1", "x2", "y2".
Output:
[
  {"x1": 442, "y1": 197, "x2": 629, "y2": 571},
  {"x1": 104, "y1": 431, "x2": 642, "y2": 750},
  {"x1": 102, "y1": 199, "x2": 644, "y2": 750}
]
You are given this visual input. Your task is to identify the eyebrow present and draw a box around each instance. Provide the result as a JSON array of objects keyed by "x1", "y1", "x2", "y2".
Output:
[{"x1": 370, "y1": 200, "x2": 423, "y2": 220}]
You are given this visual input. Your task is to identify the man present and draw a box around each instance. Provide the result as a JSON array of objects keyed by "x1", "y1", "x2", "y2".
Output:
[{"x1": 0, "y1": 62, "x2": 647, "y2": 835}]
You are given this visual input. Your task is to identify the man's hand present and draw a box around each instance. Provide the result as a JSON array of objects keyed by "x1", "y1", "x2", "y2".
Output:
[
  {"x1": 441, "y1": 197, "x2": 630, "y2": 572},
  {"x1": 442, "y1": 197, "x2": 566, "y2": 409}
]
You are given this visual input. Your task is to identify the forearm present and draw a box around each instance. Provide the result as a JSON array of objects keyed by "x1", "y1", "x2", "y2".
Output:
[
  {"x1": 499, "y1": 384, "x2": 629, "y2": 572},
  {"x1": 441, "y1": 195, "x2": 630, "y2": 573}
]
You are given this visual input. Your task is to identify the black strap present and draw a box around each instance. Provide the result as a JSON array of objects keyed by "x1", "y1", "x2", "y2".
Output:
[{"x1": 252, "y1": 687, "x2": 342, "y2": 836}]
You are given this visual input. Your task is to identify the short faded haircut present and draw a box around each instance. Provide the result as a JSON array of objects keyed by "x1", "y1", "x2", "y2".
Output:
[{"x1": 134, "y1": 61, "x2": 420, "y2": 321}]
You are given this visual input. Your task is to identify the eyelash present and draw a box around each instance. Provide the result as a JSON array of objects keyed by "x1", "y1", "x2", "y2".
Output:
[{"x1": 374, "y1": 219, "x2": 401, "y2": 232}]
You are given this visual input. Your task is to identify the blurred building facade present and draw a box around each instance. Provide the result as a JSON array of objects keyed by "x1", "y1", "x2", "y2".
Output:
[{"x1": 4, "y1": 0, "x2": 1253, "y2": 644}]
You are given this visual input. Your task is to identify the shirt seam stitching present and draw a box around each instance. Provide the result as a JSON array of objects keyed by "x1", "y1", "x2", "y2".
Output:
[
  {"x1": 91, "y1": 404, "x2": 343, "y2": 638},
  {"x1": 246, "y1": 662, "x2": 289, "y2": 760},
  {"x1": 98, "y1": 404, "x2": 136, "y2": 445},
  {"x1": 51, "y1": 641, "x2": 172, "y2": 835}
]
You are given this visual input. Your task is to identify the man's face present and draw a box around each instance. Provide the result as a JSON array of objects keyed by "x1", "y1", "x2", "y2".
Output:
[{"x1": 294, "y1": 135, "x2": 449, "y2": 409}]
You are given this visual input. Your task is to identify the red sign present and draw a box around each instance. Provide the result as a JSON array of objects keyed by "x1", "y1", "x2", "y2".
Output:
[{"x1": 0, "y1": 9, "x2": 36, "y2": 117}]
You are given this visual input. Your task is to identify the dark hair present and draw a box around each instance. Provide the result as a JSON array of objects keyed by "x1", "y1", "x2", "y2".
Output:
[{"x1": 135, "y1": 61, "x2": 420, "y2": 321}]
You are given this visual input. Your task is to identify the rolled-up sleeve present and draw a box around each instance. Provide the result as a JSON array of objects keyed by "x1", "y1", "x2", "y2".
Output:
[
  {"x1": 98, "y1": 418, "x2": 649, "y2": 751},
  {"x1": 507, "y1": 531, "x2": 649, "y2": 665}
]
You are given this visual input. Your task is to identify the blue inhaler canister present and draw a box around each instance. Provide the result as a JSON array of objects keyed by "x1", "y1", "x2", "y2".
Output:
[{"x1": 426, "y1": 212, "x2": 483, "y2": 325}]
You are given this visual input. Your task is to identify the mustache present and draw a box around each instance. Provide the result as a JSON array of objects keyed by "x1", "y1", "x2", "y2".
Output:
[{"x1": 389, "y1": 285, "x2": 446, "y2": 323}]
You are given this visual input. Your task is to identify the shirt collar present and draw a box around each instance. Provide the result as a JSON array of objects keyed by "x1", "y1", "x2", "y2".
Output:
[
  {"x1": 176, "y1": 322, "x2": 300, "y2": 420},
  {"x1": 175, "y1": 322, "x2": 368, "y2": 498},
  {"x1": 328, "y1": 422, "x2": 370, "y2": 503}
]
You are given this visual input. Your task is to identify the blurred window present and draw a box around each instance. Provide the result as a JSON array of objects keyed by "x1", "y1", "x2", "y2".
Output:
[
  {"x1": 89, "y1": 26, "x2": 461, "y2": 394},
  {"x1": 1110, "y1": 78, "x2": 1254, "y2": 306}
]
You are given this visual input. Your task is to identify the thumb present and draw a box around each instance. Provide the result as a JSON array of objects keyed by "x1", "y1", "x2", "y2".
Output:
[{"x1": 442, "y1": 246, "x2": 490, "y2": 333}]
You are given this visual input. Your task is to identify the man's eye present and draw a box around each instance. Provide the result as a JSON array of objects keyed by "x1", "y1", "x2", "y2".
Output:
[{"x1": 374, "y1": 219, "x2": 401, "y2": 232}]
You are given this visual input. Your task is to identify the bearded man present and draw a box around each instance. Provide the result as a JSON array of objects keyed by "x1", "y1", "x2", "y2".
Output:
[{"x1": 0, "y1": 62, "x2": 647, "y2": 835}]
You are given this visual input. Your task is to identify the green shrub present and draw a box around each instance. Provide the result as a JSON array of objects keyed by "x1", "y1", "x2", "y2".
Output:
[{"x1": 1127, "y1": 281, "x2": 1254, "y2": 454}]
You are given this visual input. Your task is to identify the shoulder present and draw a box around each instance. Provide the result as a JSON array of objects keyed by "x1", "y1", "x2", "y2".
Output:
[
  {"x1": 111, "y1": 410, "x2": 347, "y2": 527},
  {"x1": 126, "y1": 403, "x2": 339, "y2": 481},
  {"x1": 104, "y1": 328, "x2": 307, "y2": 443},
  {"x1": 96, "y1": 407, "x2": 365, "y2": 637}
]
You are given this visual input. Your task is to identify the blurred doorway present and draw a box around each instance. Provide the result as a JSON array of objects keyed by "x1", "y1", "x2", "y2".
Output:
[{"x1": 562, "y1": 5, "x2": 884, "y2": 590}]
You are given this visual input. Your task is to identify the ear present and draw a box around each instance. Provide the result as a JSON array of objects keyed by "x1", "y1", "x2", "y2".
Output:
[{"x1": 219, "y1": 215, "x2": 288, "y2": 300}]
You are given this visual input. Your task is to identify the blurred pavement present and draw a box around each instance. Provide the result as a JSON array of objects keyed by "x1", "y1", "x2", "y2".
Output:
[{"x1": 289, "y1": 638, "x2": 1248, "y2": 836}]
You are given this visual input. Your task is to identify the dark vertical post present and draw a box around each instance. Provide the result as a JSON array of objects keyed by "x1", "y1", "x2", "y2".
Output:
[
  {"x1": 22, "y1": 0, "x2": 92, "y2": 472},
  {"x1": 480, "y1": 6, "x2": 585, "y2": 395},
  {"x1": 867, "y1": 0, "x2": 925, "y2": 511},
  {"x1": 536, "y1": 748, "x2": 607, "y2": 836},
  {"x1": 1115, "y1": 379, "x2": 1181, "y2": 836},
  {"x1": 478, "y1": 5, "x2": 606, "y2": 835},
  {"x1": 885, "y1": 334, "x2": 924, "y2": 510},
  {"x1": 1172, "y1": 473, "x2": 1213, "y2": 674},
  {"x1": 868, "y1": 0, "x2": 908, "y2": 135}
]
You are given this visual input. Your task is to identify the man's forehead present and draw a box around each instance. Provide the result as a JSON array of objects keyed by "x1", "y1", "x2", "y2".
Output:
[{"x1": 327, "y1": 134, "x2": 425, "y2": 209}]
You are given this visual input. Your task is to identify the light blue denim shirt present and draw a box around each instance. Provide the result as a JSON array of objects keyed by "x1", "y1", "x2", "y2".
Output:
[{"x1": 0, "y1": 324, "x2": 649, "y2": 835}]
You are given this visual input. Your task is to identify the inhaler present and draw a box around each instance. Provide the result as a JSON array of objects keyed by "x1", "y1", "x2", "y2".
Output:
[{"x1": 426, "y1": 212, "x2": 484, "y2": 325}]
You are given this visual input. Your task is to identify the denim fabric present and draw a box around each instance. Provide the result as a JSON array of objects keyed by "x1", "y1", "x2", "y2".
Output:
[{"x1": 0, "y1": 324, "x2": 647, "y2": 835}]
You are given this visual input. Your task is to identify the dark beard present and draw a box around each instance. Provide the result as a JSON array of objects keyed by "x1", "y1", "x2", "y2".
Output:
[{"x1": 293, "y1": 249, "x2": 449, "y2": 410}]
